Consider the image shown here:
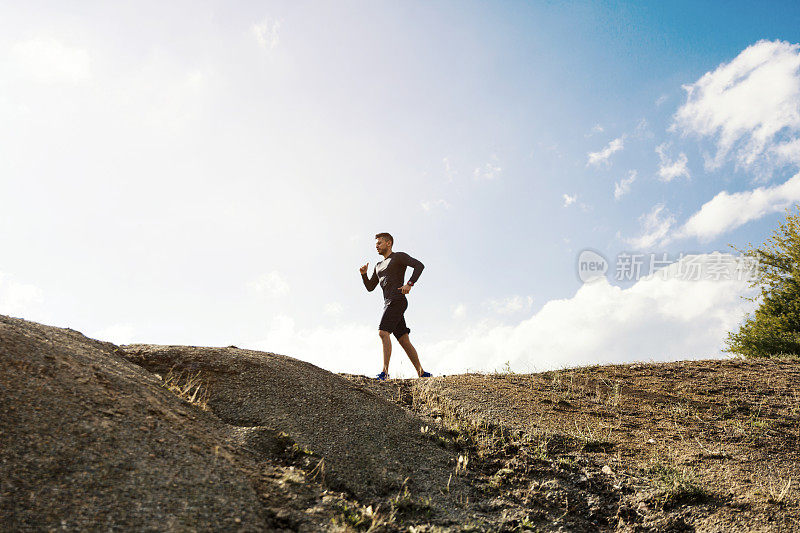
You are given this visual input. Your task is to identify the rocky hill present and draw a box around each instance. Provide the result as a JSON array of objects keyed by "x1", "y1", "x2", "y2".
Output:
[{"x1": 1, "y1": 314, "x2": 799, "y2": 531}]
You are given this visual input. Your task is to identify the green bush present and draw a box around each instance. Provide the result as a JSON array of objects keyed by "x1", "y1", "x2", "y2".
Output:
[{"x1": 726, "y1": 204, "x2": 800, "y2": 358}]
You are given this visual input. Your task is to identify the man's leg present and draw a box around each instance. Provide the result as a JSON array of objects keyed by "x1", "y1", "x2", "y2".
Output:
[
  {"x1": 379, "y1": 330, "x2": 392, "y2": 374},
  {"x1": 397, "y1": 333, "x2": 426, "y2": 377},
  {"x1": 378, "y1": 299, "x2": 406, "y2": 377}
]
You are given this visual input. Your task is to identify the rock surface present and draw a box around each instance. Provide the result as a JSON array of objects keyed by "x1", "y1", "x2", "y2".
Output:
[
  {"x1": 4, "y1": 313, "x2": 800, "y2": 531},
  {"x1": 0, "y1": 315, "x2": 469, "y2": 531},
  {"x1": 0, "y1": 314, "x2": 266, "y2": 530},
  {"x1": 119, "y1": 343, "x2": 460, "y2": 501}
]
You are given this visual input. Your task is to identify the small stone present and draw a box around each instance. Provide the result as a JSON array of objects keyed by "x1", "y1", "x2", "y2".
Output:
[
  {"x1": 647, "y1": 438, "x2": 656, "y2": 445},
  {"x1": 601, "y1": 465, "x2": 613, "y2": 475}
]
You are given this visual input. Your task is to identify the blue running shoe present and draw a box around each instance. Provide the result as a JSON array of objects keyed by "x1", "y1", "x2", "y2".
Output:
[
  {"x1": 376, "y1": 371, "x2": 388, "y2": 381},
  {"x1": 420, "y1": 371, "x2": 432, "y2": 378}
]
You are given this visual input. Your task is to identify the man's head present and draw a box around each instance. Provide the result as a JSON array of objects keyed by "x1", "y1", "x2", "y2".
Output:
[{"x1": 375, "y1": 232, "x2": 393, "y2": 256}]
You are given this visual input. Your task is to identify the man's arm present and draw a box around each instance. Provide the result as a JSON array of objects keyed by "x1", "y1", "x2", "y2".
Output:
[
  {"x1": 398, "y1": 252, "x2": 424, "y2": 284},
  {"x1": 361, "y1": 264, "x2": 379, "y2": 291}
]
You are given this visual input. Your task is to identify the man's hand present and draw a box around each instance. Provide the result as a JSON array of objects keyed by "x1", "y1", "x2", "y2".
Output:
[
  {"x1": 398, "y1": 284, "x2": 411, "y2": 295},
  {"x1": 359, "y1": 263, "x2": 369, "y2": 275}
]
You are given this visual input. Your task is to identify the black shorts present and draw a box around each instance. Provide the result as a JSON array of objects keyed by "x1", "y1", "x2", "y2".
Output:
[{"x1": 379, "y1": 298, "x2": 411, "y2": 340}]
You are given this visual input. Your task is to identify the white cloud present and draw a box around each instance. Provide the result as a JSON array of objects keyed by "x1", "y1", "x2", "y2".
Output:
[
  {"x1": 626, "y1": 204, "x2": 676, "y2": 249},
  {"x1": 473, "y1": 156, "x2": 502, "y2": 180},
  {"x1": 772, "y1": 138, "x2": 800, "y2": 165},
  {"x1": 96, "y1": 58, "x2": 214, "y2": 140},
  {"x1": 443, "y1": 157, "x2": 456, "y2": 182},
  {"x1": 585, "y1": 124, "x2": 604, "y2": 137},
  {"x1": 655, "y1": 94, "x2": 669, "y2": 107},
  {"x1": 324, "y1": 302, "x2": 344, "y2": 316},
  {"x1": 655, "y1": 143, "x2": 690, "y2": 182},
  {"x1": 0, "y1": 272, "x2": 44, "y2": 318},
  {"x1": 252, "y1": 315, "x2": 307, "y2": 360},
  {"x1": 673, "y1": 39, "x2": 800, "y2": 172},
  {"x1": 249, "y1": 271, "x2": 290, "y2": 297},
  {"x1": 633, "y1": 118, "x2": 652, "y2": 139},
  {"x1": 614, "y1": 170, "x2": 637, "y2": 200},
  {"x1": 250, "y1": 315, "x2": 422, "y2": 376},
  {"x1": 421, "y1": 198, "x2": 452, "y2": 211},
  {"x1": 245, "y1": 256, "x2": 756, "y2": 377},
  {"x1": 92, "y1": 323, "x2": 135, "y2": 345},
  {"x1": 587, "y1": 136, "x2": 624, "y2": 166},
  {"x1": 661, "y1": 41, "x2": 800, "y2": 241},
  {"x1": 487, "y1": 295, "x2": 533, "y2": 315},
  {"x1": 8, "y1": 38, "x2": 91, "y2": 84},
  {"x1": 675, "y1": 171, "x2": 800, "y2": 242},
  {"x1": 562, "y1": 193, "x2": 577, "y2": 207},
  {"x1": 252, "y1": 17, "x2": 281, "y2": 51},
  {"x1": 537, "y1": 141, "x2": 563, "y2": 159},
  {"x1": 424, "y1": 253, "x2": 757, "y2": 374}
]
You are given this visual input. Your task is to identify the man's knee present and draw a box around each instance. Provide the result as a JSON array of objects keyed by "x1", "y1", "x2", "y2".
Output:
[
  {"x1": 396, "y1": 333, "x2": 410, "y2": 345},
  {"x1": 378, "y1": 330, "x2": 391, "y2": 340}
]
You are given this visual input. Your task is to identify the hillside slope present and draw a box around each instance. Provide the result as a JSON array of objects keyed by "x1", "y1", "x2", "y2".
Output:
[
  {"x1": 0, "y1": 314, "x2": 269, "y2": 530},
  {"x1": 2, "y1": 314, "x2": 799, "y2": 531},
  {"x1": 119, "y1": 343, "x2": 465, "y2": 501},
  {"x1": 0, "y1": 315, "x2": 477, "y2": 531},
  {"x1": 403, "y1": 359, "x2": 800, "y2": 531}
]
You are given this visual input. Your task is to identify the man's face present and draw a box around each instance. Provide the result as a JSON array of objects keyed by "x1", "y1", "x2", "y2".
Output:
[{"x1": 376, "y1": 237, "x2": 391, "y2": 255}]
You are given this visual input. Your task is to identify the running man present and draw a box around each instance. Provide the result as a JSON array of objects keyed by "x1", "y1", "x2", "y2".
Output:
[{"x1": 359, "y1": 232, "x2": 431, "y2": 380}]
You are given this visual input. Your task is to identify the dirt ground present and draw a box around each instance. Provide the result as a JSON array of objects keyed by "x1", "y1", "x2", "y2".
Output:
[
  {"x1": 346, "y1": 357, "x2": 800, "y2": 531},
  {"x1": 3, "y1": 313, "x2": 799, "y2": 531}
]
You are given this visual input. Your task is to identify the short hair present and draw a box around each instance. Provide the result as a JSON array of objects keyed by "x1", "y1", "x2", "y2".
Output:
[{"x1": 375, "y1": 232, "x2": 393, "y2": 245}]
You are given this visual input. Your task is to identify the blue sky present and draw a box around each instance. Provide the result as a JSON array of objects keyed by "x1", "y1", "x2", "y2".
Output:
[{"x1": 3, "y1": 2, "x2": 800, "y2": 376}]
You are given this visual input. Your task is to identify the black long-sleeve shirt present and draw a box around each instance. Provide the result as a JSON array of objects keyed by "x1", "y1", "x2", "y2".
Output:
[{"x1": 362, "y1": 251, "x2": 424, "y2": 301}]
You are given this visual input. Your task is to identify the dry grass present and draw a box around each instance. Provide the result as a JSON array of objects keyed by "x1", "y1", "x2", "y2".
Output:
[
  {"x1": 642, "y1": 449, "x2": 709, "y2": 507},
  {"x1": 398, "y1": 358, "x2": 800, "y2": 530},
  {"x1": 159, "y1": 369, "x2": 210, "y2": 410},
  {"x1": 330, "y1": 500, "x2": 390, "y2": 532},
  {"x1": 761, "y1": 476, "x2": 794, "y2": 505},
  {"x1": 569, "y1": 419, "x2": 615, "y2": 453},
  {"x1": 341, "y1": 357, "x2": 800, "y2": 530}
]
